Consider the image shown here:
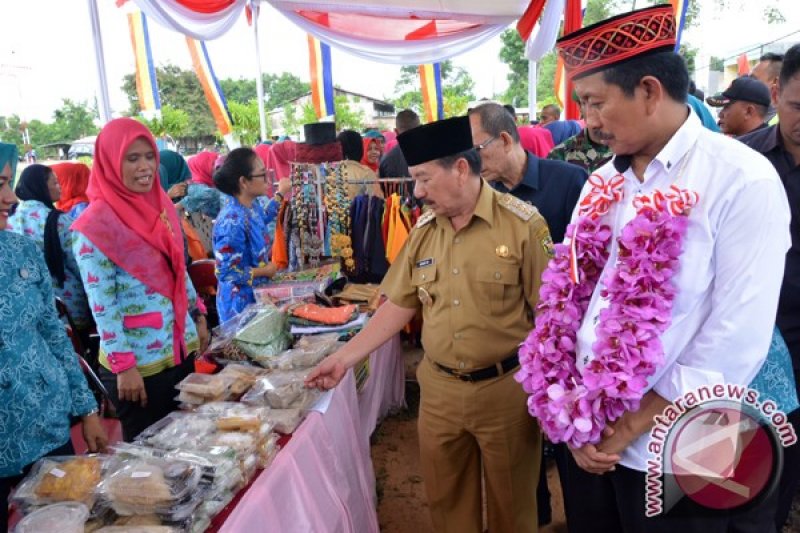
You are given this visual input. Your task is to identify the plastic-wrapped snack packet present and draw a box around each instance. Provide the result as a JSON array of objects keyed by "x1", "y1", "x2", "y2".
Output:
[
  {"x1": 15, "y1": 502, "x2": 90, "y2": 533},
  {"x1": 113, "y1": 443, "x2": 242, "y2": 496},
  {"x1": 12, "y1": 456, "x2": 107, "y2": 511},
  {"x1": 241, "y1": 370, "x2": 321, "y2": 410},
  {"x1": 218, "y1": 363, "x2": 267, "y2": 398},
  {"x1": 135, "y1": 412, "x2": 217, "y2": 450},
  {"x1": 175, "y1": 373, "x2": 229, "y2": 399},
  {"x1": 194, "y1": 402, "x2": 272, "y2": 433},
  {"x1": 262, "y1": 408, "x2": 305, "y2": 434},
  {"x1": 228, "y1": 304, "x2": 291, "y2": 365},
  {"x1": 95, "y1": 527, "x2": 178, "y2": 533},
  {"x1": 99, "y1": 457, "x2": 201, "y2": 517},
  {"x1": 293, "y1": 332, "x2": 342, "y2": 350},
  {"x1": 204, "y1": 432, "x2": 259, "y2": 483},
  {"x1": 261, "y1": 345, "x2": 333, "y2": 371},
  {"x1": 257, "y1": 432, "x2": 281, "y2": 469}
]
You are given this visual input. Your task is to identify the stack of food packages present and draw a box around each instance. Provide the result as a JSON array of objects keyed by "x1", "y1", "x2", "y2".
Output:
[{"x1": 12, "y1": 304, "x2": 343, "y2": 533}]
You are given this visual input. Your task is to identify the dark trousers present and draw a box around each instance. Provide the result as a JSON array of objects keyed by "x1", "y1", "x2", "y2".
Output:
[
  {"x1": 564, "y1": 452, "x2": 779, "y2": 533},
  {"x1": 775, "y1": 407, "x2": 800, "y2": 530},
  {"x1": 100, "y1": 356, "x2": 194, "y2": 442},
  {"x1": 536, "y1": 442, "x2": 571, "y2": 525},
  {"x1": 1, "y1": 440, "x2": 75, "y2": 531}
]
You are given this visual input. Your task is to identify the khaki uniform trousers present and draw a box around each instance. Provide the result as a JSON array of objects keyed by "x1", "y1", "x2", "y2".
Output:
[{"x1": 417, "y1": 357, "x2": 541, "y2": 533}]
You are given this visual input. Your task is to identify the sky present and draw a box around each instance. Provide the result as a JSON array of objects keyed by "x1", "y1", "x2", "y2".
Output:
[
  {"x1": 0, "y1": 1, "x2": 508, "y2": 122},
  {"x1": 1, "y1": 1, "x2": 800, "y2": 123}
]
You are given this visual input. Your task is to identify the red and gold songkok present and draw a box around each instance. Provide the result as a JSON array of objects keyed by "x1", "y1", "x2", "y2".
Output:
[{"x1": 556, "y1": 4, "x2": 676, "y2": 80}]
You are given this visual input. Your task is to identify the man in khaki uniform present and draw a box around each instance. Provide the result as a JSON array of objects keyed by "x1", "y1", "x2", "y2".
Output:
[{"x1": 307, "y1": 115, "x2": 552, "y2": 532}]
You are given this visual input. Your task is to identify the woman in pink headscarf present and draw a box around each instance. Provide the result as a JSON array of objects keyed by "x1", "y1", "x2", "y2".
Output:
[
  {"x1": 517, "y1": 125, "x2": 555, "y2": 158},
  {"x1": 188, "y1": 151, "x2": 219, "y2": 187},
  {"x1": 72, "y1": 118, "x2": 209, "y2": 441}
]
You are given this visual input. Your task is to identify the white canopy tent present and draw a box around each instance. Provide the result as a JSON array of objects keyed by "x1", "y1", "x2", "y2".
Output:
[{"x1": 87, "y1": 0, "x2": 553, "y2": 132}]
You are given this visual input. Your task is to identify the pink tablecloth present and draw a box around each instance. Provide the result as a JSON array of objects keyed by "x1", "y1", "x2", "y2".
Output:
[{"x1": 219, "y1": 336, "x2": 405, "y2": 533}]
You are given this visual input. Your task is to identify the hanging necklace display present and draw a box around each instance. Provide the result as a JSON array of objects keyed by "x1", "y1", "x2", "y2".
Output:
[{"x1": 324, "y1": 163, "x2": 354, "y2": 271}]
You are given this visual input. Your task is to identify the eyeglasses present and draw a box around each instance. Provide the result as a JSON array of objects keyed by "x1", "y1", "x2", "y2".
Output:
[
  {"x1": 248, "y1": 172, "x2": 267, "y2": 181},
  {"x1": 474, "y1": 136, "x2": 497, "y2": 152}
]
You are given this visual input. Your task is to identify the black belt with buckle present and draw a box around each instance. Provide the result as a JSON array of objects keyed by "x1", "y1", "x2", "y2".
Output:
[{"x1": 434, "y1": 354, "x2": 520, "y2": 382}]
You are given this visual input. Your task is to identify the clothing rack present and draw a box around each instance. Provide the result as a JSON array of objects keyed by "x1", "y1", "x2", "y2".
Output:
[{"x1": 345, "y1": 177, "x2": 414, "y2": 184}]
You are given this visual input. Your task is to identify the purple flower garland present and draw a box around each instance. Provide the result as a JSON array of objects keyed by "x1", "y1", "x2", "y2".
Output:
[{"x1": 516, "y1": 199, "x2": 691, "y2": 447}]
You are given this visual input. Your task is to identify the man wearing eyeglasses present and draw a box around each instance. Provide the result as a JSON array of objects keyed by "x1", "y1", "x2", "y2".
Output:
[{"x1": 468, "y1": 103, "x2": 587, "y2": 243}]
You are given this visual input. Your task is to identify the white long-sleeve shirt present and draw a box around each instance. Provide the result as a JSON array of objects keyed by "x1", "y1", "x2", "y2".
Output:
[{"x1": 572, "y1": 110, "x2": 791, "y2": 472}]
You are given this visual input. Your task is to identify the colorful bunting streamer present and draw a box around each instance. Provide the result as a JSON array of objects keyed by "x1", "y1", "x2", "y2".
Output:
[
  {"x1": 563, "y1": 0, "x2": 583, "y2": 120},
  {"x1": 186, "y1": 37, "x2": 234, "y2": 137},
  {"x1": 554, "y1": 56, "x2": 567, "y2": 113},
  {"x1": 738, "y1": 53, "x2": 751, "y2": 76},
  {"x1": 419, "y1": 63, "x2": 444, "y2": 123},
  {"x1": 127, "y1": 10, "x2": 161, "y2": 115},
  {"x1": 670, "y1": 0, "x2": 689, "y2": 51},
  {"x1": 307, "y1": 35, "x2": 335, "y2": 119}
]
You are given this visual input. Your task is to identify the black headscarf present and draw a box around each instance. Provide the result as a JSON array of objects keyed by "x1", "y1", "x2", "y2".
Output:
[
  {"x1": 15, "y1": 164, "x2": 66, "y2": 287},
  {"x1": 337, "y1": 130, "x2": 364, "y2": 162}
]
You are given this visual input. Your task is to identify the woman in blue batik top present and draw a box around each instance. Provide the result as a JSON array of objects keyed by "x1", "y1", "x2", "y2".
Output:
[
  {"x1": 213, "y1": 147, "x2": 290, "y2": 322},
  {"x1": 0, "y1": 144, "x2": 107, "y2": 531},
  {"x1": 8, "y1": 164, "x2": 91, "y2": 329}
]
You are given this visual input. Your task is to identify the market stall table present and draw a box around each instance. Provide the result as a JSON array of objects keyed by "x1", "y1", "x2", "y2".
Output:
[{"x1": 210, "y1": 335, "x2": 405, "y2": 532}]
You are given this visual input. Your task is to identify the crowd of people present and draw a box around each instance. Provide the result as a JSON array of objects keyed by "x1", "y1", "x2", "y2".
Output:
[{"x1": 1, "y1": 3, "x2": 799, "y2": 532}]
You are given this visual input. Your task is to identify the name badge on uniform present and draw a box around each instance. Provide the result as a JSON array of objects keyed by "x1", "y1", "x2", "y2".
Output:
[
  {"x1": 495, "y1": 245, "x2": 509, "y2": 258},
  {"x1": 416, "y1": 258, "x2": 434, "y2": 268},
  {"x1": 418, "y1": 287, "x2": 433, "y2": 306}
]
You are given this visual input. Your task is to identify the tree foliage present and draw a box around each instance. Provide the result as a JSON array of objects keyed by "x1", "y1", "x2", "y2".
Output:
[
  {"x1": 122, "y1": 65, "x2": 310, "y2": 139},
  {"x1": 122, "y1": 65, "x2": 215, "y2": 137},
  {"x1": 298, "y1": 94, "x2": 366, "y2": 132},
  {"x1": 135, "y1": 105, "x2": 189, "y2": 139},
  {"x1": 220, "y1": 73, "x2": 310, "y2": 109},
  {"x1": 0, "y1": 100, "x2": 99, "y2": 154},
  {"x1": 391, "y1": 60, "x2": 476, "y2": 120},
  {"x1": 333, "y1": 95, "x2": 366, "y2": 131},
  {"x1": 281, "y1": 103, "x2": 302, "y2": 136},
  {"x1": 228, "y1": 100, "x2": 265, "y2": 146}
]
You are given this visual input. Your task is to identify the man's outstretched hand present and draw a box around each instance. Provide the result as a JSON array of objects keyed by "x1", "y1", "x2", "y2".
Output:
[{"x1": 305, "y1": 354, "x2": 347, "y2": 391}]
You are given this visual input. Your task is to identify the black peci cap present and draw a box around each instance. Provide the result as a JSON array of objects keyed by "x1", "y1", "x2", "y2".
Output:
[{"x1": 397, "y1": 116, "x2": 473, "y2": 167}]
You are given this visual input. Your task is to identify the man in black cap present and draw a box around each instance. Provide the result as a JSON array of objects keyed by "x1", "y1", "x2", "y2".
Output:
[
  {"x1": 706, "y1": 77, "x2": 771, "y2": 136},
  {"x1": 307, "y1": 116, "x2": 552, "y2": 532}
]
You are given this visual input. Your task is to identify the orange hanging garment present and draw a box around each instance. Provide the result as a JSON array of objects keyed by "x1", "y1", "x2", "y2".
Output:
[
  {"x1": 271, "y1": 201, "x2": 289, "y2": 270},
  {"x1": 388, "y1": 195, "x2": 409, "y2": 264},
  {"x1": 182, "y1": 218, "x2": 208, "y2": 262}
]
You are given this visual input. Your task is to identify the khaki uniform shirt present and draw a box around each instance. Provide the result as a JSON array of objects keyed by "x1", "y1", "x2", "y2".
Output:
[{"x1": 381, "y1": 180, "x2": 552, "y2": 370}]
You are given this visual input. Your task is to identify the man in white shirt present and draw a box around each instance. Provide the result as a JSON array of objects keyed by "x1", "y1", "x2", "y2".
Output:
[{"x1": 542, "y1": 5, "x2": 792, "y2": 532}]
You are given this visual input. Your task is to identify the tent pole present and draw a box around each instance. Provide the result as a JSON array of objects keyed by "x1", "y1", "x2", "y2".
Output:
[
  {"x1": 528, "y1": 59, "x2": 537, "y2": 124},
  {"x1": 87, "y1": 0, "x2": 112, "y2": 123},
  {"x1": 252, "y1": 3, "x2": 268, "y2": 142}
]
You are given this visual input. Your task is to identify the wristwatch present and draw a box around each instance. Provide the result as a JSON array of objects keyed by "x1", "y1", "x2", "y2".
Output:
[{"x1": 275, "y1": 192, "x2": 285, "y2": 202}]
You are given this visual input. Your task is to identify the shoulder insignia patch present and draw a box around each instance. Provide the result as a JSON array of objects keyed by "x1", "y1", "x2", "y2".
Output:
[
  {"x1": 499, "y1": 194, "x2": 537, "y2": 221},
  {"x1": 415, "y1": 209, "x2": 436, "y2": 229},
  {"x1": 533, "y1": 218, "x2": 554, "y2": 258}
]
